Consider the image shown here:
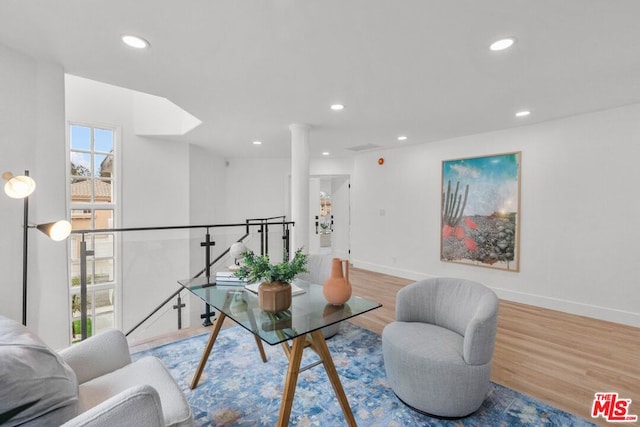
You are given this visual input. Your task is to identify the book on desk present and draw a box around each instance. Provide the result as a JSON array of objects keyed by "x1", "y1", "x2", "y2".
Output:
[{"x1": 215, "y1": 271, "x2": 246, "y2": 285}]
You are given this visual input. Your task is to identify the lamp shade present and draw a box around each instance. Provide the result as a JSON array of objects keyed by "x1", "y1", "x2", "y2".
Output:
[
  {"x1": 3, "y1": 172, "x2": 36, "y2": 199},
  {"x1": 36, "y1": 220, "x2": 72, "y2": 241},
  {"x1": 230, "y1": 242, "x2": 247, "y2": 259}
]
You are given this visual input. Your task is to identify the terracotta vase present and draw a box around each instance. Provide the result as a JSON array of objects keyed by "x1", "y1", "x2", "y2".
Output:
[
  {"x1": 258, "y1": 281, "x2": 292, "y2": 313},
  {"x1": 322, "y1": 258, "x2": 352, "y2": 305}
]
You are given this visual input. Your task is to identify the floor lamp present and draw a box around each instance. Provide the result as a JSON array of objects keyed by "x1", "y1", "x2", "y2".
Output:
[{"x1": 3, "y1": 170, "x2": 71, "y2": 326}]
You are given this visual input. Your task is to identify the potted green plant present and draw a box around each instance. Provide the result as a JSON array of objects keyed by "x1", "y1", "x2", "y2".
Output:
[{"x1": 235, "y1": 249, "x2": 308, "y2": 312}]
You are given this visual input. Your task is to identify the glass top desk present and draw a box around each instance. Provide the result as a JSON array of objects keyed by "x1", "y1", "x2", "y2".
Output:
[{"x1": 178, "y1": 276, "x2": 381, "y2": 427}]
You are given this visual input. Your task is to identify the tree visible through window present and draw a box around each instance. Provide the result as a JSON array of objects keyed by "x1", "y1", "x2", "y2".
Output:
[{"x1": 68, "y1": 124, "x2": 117, "y2": 342}]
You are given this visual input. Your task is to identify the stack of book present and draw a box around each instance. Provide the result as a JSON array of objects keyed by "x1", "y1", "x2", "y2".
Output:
[{"x1": 215, "y1": 271, "x2": 245, "y2": 284}]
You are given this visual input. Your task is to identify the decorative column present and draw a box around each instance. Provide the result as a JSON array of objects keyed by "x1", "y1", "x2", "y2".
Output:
[{"x1": 290, "y1": 124, "x2": 311, "y2": 256}]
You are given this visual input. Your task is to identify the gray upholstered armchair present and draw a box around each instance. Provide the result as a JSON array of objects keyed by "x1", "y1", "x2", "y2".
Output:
[
  {"x1": 0, "y1": 315, "x2": 192, "y2": 426},
  {"x1": 381, "y1": 277, "x2": 499, "y2": 418}
]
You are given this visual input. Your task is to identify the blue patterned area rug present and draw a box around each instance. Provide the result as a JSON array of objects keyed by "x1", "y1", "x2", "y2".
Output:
[{"x1": 133, "y1": 322, "x2": 594, "y2": 426}]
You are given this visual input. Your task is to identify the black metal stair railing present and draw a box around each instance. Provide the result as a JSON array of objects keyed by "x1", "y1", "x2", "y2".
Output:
[{"x1": 70, "y1": 216, "x2": 294, "y2": 340}]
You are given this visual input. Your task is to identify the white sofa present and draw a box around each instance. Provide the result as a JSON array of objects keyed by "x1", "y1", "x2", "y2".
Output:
[{"x1": 0, "y1": 315, "x2": 193, "y2": 426}]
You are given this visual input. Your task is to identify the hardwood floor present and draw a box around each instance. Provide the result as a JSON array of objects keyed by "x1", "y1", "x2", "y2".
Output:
[{"x1": 130, "y1": 267, "x2": 640, "y2": 425}]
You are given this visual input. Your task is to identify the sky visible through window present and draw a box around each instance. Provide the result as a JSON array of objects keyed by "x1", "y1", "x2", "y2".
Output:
[{"x1": 70, "y1": 125, "x2": 113, "y2": 177}]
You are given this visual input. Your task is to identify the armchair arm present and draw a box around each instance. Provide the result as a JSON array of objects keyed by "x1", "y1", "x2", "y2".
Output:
[
  {"x1": 61, "y1": 385, "x2": 164, "y2": 427},
  {"x1": 58, "y1": 329, "x2": 132, "y2": 384},
  {"x1": 463, "y1": 292, "x2": 499, "y2": 365}
]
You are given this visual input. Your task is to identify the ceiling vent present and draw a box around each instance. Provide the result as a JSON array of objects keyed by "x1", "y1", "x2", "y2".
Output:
[{"x1": 346, "y1": 143, "x2": 382, "y2": 152}]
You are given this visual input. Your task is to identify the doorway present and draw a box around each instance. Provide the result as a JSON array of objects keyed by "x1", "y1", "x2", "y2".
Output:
[{"x1": 309, "y1": 175, "x2": 350, "y2": 259}]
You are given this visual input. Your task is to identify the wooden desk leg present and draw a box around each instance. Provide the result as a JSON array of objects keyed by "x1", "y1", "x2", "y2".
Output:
[
  {"x1": 276, "y1": 335, "x2": 306, "y2": 427},
  {"x1": 246, "y1": 305, "x2": 268, "y2": 363},
  {"x1": 254, "y1": 335, "x2": 268, "y2": 363},
  {"x1": 309, "y1": 330, "x2": 357, "y2": 427},
  {"x1": 190, "y1": 312, "x2": 226, "y2": 389}
]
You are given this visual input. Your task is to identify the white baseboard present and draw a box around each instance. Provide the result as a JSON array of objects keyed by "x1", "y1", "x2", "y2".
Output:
[
  {"x1": 493, "y1": 288, "x2": 640, "y2": 328},
  {"x1": 351, "y1": 259, "x2": 640, "y2": 328},
  {"x1": 351, "y1": 260, "x2": 433, "y2": 281}
]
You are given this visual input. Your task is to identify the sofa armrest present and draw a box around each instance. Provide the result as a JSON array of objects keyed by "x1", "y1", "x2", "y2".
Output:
[
  {"x1": 61, "y1": 385, "x2": 164, "y2": 427},
  {"x1": 59, "y1": 329, "x2": 132, "y2": 384}
]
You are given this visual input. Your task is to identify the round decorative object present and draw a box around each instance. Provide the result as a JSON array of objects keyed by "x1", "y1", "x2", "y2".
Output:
[
  {"x1": 322, "y1": 258, "x2": 352, "y2": 305},
  {"x1": 258, "y1": 281, "x2": 292, "y2": 312},
  {"x1": 378, "y1": 157, "x2": 384, "y2": 165},
  {"x1": 230, "y1": 242, "x2": 247, "y2": 259}
]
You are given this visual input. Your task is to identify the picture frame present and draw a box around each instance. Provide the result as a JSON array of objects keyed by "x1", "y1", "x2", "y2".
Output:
[{"x1": 441, "y1": 151, "x2": 521, "y2": 271}]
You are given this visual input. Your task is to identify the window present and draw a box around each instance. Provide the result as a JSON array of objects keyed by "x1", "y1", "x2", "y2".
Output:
[{"x1": 68, "y1": 124, "x2": 117, "y2": 342}]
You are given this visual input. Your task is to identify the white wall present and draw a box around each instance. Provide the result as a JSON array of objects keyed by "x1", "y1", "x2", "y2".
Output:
[
  {"x1": 351, "y1": 104, "x2": 640, "y2": 327},
  {"x1": 0, "y1": 44, "x2": 69, "y2": 348},
  {"x1": 223, "y1": 157, "x2": 290, "y2": 222},
  {"x1": 187, "y1": 144, "x2": 227, "y2": 326},
  {"x1": 222, "y1": 157, "x2": 291, "y2": 260}
]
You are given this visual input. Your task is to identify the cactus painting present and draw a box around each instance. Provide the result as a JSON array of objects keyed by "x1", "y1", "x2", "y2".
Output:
[{"x1": 440, "y1": 152, "x2": 521, "y2": 271}]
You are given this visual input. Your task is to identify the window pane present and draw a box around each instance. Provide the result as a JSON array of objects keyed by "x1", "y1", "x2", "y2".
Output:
[
  {"x1": 94, "y1": 289, "x2": 115, "y2": 334},
  {"x1": 70, "y1": 263, "x2": 80, "y2": 286},
  {"x1": 94, "y1": 233, "x2": 114, "y2": 257},
  {"x1": 70, "y1": 151, "x2": 92, "y2": 177},
  {"x1": 70, "y1": 262, "x2": 93, "y2": 287},
  {"x1": 94, "y1": 179, "x2": 112, "y2": 203},
  {"x1": 71, "y1": 208, "x2": 92, "y2": 230},
  {"x1": 94, "y1": 209, "x2": 113, "y2": 228},
  {"x1": 94, "y1": 128, "x2": 113, "y2": 153},
  {"x1": 94, "y1": 259, "x2": 114, "y2": 284},
  {"x1": 69, "y1": 235, "x2": 81, "y2": 261},
  {"x1": 70, "y1": 293, "x2": 93, "y2": 342},
  {"x1": 97, "y1": 155, "x2": 113, "y2": 178},
  {"x1": 70, "y1": 125, "x2": 91, "y2": 150}
]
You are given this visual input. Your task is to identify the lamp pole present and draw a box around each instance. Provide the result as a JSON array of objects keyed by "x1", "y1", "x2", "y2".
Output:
[
  {"x1": 21, "y1": 170, "x2": 30, "y2": 326},
  {"x1": 79, "y1": 234, "x2": 94, "y2": 340}
]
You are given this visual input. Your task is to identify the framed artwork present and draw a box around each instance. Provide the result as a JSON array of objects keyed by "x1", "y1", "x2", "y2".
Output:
[{"x1": 441, "y1": 151, "x2": 521, "y2": 271}]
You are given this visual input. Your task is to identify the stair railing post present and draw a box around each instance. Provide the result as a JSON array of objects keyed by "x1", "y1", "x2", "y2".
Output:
[{"x1": 200, "y1": 228, "x2": 215, "y2": 326}]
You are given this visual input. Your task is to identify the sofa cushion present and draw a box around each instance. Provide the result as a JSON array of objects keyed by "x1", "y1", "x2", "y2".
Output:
[{"x1": 0, "y1": 315, "x2": 79, "y2": 426}]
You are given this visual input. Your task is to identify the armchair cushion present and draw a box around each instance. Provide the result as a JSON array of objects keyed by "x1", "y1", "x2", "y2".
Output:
[{"x1": 0, "y1": 315, "x2": 78, "y2": 426}]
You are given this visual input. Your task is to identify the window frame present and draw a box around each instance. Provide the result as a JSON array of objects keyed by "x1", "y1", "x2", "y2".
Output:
[{"x1": 67, "y1": 121, "x2": 122, "y2": 340}]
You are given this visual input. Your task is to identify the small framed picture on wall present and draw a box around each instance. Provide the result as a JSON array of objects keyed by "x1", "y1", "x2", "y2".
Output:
[{"x1": 441, "y1": 151, "x2": 521, "y2": 271}]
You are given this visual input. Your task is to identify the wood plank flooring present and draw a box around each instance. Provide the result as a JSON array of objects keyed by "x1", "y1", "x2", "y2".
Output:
[{"x1": 129, "y1": 267, "x2": 640, "y2": 425}]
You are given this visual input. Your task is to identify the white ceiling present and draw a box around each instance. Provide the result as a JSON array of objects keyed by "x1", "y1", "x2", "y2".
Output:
[{"x1": 1, "y1": 0, "x2": 640, "y2": 158}]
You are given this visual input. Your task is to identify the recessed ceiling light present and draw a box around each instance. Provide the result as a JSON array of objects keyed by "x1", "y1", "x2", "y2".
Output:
[
  {"x1": 490, "y1": 37, "x2": 516, "y2": 51},
  {"x1": 322, "y1": 151, "x2": 330, "y2": 156},
  {"x1": 515, "y1": 110, "x2": 531, "y2": 117},
  {"x1": 121, "y1": 35, "x2": 150, "y2": 49},
  {"x1": 397, "y1": 136, "x2": 408, "y2": 141},
  {"x1": 253, "y1": 140, "x2": 262, "y2": 145},
  {"x1": 330, "y1": 104, "x2": 344, "y2": 111}
]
